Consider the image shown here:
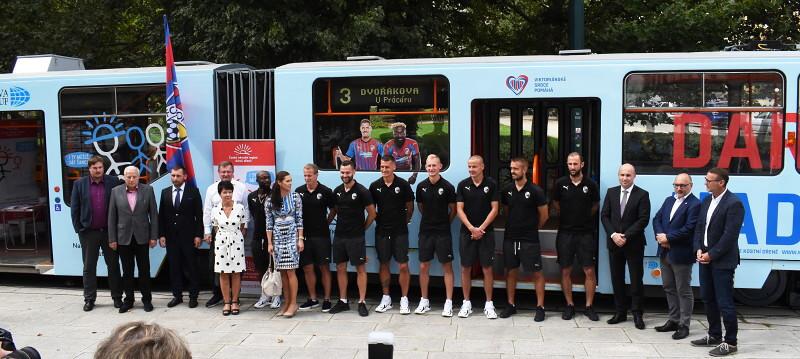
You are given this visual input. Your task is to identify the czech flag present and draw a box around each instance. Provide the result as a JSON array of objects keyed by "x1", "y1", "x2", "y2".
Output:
[{"x1": 164, "y1": 15, "x2": 197, "y2": 188}]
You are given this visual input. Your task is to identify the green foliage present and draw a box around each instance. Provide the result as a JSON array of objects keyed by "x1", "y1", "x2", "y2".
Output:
[{"x1": 2, "y1": 0, "x2": 799, "y2": 73}]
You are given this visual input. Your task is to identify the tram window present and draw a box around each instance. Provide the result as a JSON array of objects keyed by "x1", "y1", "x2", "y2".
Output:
[
  {"x1": 522, "y1": 107, "x2": 536, "y2": 162},
  {"x1": 623, "y1": 71, "x2": 784, "y2": 175},
  {"x1": 498, "y1": 108, "x2": 511, "y2": 162},
  {"x1": 311, "y1": 75, "x2": 450, "y2": 171},
  {"x1": 0, "y1": 111, "x2": 48, "y2": 209},
  {"x1": 546, "y1": 108, "x2": 559, "y2": 164},
  {"x1": 59, "y1": 85, "x2": 167, "y2": 206}
]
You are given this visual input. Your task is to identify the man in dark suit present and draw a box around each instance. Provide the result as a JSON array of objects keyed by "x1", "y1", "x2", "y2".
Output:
[
  {"x1": 70, "y1": 155, "x2": 123, "y2": 311},
  {"x1": 691, "y1": 168, "x2": 744, "y2": 357},
  {"x1": 108, "y1": 165, "x2": 159, "y2": 313},
  {"x1": 652, "y1": 172, "x2": 700, "y2": 340},
  {"x1": 601, "y1": 163, "x2": 650, "y2": 329},
  {"x1": 158, "y1": 165, "x2": 204, "y2": 308}
]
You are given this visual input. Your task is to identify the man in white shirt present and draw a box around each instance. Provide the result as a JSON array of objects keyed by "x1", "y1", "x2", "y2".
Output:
[
  {"x1": 691, "y1": 168, "x2": 744, "y2": 357},
  {"x1": 202, "y1": 161, "x2": 249, "y2": 307}
]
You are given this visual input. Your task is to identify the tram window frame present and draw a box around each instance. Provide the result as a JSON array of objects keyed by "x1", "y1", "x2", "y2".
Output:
[
  {"x1": 58, "y1": 84, "x2": 167, "y2": 206},
  {"x1": 622, "y1": 70, "x2": 785, "y2": 176},
  {"x1": 311, "y1": 75, "x2": 450, "y2": 172},
  {"x1": 0, "y1": 110, "x2": 48, "y2": 208}
]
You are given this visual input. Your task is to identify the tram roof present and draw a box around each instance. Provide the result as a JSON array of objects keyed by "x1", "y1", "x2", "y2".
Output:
[
  {"x1": 278, "y1": 51, "x2": 800, "y2": 70},
  {"x1": 0, "y1": 63, "x2": 229, "y2": 80}
]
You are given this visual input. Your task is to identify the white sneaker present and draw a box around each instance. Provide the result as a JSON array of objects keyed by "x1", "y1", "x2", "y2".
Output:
[
  {"x1": 457, "y1": 300, "x2": 472, "y2": 318},
  {"x1": 375, "y1": 295, "x2": 392, "y2": 313},
  {"x1": 254, "y1": 295, "x2": 271, "y2": 309},
  {"x1": 270, "y1": 296, "x2": 282, "y2": 309},
  {"x1": 399, "y1": 297, "x2": 411, "y2": 315},
  {"x1": 414, "y1": 298, "x2": 431, "y2": 315},
  {"x1": 484, "y1": 301, "x2": 498, "y2": 319},
  {"x1": 442, "y1": 300, "x2": 453, "y2": 317}
]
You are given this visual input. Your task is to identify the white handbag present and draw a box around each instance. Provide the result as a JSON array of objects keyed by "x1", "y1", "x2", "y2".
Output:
[{"x1": 261, "y1": 254, "x2": 282, "y2": 297}]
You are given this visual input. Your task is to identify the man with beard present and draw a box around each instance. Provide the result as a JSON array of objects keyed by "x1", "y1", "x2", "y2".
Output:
[
  {"x1": 203, "y1": 161, "x2": 250, "y2": 308},
  {"x1": 552, "y1": 152, "x2": 601, "y2": 321},
  {"x1": 337, "y1": 119, "x2": 383, "y2": 171},
  {"x1": 370, "y1": 156, "x2": 415, "y2": 314},
  {"x1": 383, "y1": 122, "x2": 421, "y2": 184},
  {"x1": 248, "y1": 171, "x2": 273, "y2": 309},
  {"x1": 328, "y1": 160, "x2": 376, "y2": 317},
  {"x1": 498, "y1": 157, "x2": 549, "y2": 321},
  {"x1": 296, "y1": 164, "x2": 337, "y2": 312}
]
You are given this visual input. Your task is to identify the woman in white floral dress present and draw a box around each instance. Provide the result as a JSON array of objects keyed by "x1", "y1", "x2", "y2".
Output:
[
  {"x1": 212, "y1": 180, "x2": 247, "y2": 316},
  {"x1": 267, "y1": 171, "x2": 304, "y2": 317}
]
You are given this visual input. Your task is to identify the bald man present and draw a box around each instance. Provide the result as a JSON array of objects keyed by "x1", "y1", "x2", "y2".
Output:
[
  {"x1": 652, "y1": 173, "x2": 700, "y2": 340},
  {"x1": 601, "y1": 163, "x2": 650, "y2": 329}
]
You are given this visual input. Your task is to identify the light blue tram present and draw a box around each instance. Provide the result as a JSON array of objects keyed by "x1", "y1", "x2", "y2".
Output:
[{"x1": 2, "y1": 51, "x2": 798, "y2": 306}]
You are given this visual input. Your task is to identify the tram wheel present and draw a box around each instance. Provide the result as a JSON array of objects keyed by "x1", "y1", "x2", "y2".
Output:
[{"x1": 733, "y1": 270, "x2": 787, "y2": 307}]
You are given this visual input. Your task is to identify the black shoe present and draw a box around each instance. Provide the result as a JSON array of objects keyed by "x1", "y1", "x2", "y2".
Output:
[
  {"x1": 299, "y1": 298, "x2": 320, "y2": 311},
  {"x1": 328, "y1": 300, "x2": 350, "y2": 314},
  {"x1": 113, "y1": 298, "x2": 123, "y2": 309},
  {"x1": 143, "y1": 302, "x2": 154, "y2": 312},
  {"x1": 205, "y1": 293, "x2": 223, "y2": 308},
  {"x1": 672, "y1": 325, "x2": 690, "y2": 340},
  {"x1": 167, "y1": 297, "x2": 183, "y2": 308},
  {"x1": 709, "y1": 342, "x2": 737, "y2": 356},
  {"x1": 358, "y1": 302, "x2": 369, "y2": 317},
  {"x1": 83, "y1": 301, "x2": 95, "y2": 312},
  {"x1": 321, "y1": 300, "x2": 332, "y2": 313},
  {"x1": 188, "y1": 298, "x2": 199, "y2": 308},
  {"x1": 584, "y1": 306, "x2": 599, "y2": 321},
  {"x1": 655, "y1": 320, "x2": 679, "y2": 332},
  {"x1": 561, "y1": 304, "x2": 575, "y2": 320},
  {"x1": 606, "y1": 312, "x2": 627, "y2": 324},
  {"x1": 691, "y1": 335, "x2": 722, "y2": 347},
  {"x1": 119, "y1": 302, "x2": 133, "y2": 313},
  {"x1": 534, "y1": 306, "x2": 545, "y2": 322},
  {"x1": 633, "y1": 312, "x2": 645, "y2": 329},
  {"x1": 498, "y1": 304, "x2": 517, "y2": 318}
]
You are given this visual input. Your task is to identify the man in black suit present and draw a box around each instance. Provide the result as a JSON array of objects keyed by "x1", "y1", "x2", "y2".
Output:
[
  {"x1": 601, "y1": 163, "x2": 650, "y2": 329},
  {"x1": 158, "y1": 165, "x2": 204, "y2": 308},
  {"x1": 691, "y1": 168, "x2": 744, "y2": 357},
  {"x1": 70, "y1": 155, "x2": 123, "y2": 311},
  {"x1": 652, "y1": 172, "x2": 700, "y2": 340}
]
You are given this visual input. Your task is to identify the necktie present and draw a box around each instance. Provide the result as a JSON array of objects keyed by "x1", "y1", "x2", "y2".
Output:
[
  {"x1": 620, "y1": 189, "x2": 628, "y2": 216},
  {"x1": 174, "y1": 187, "x2": 182, "y2": 209}
]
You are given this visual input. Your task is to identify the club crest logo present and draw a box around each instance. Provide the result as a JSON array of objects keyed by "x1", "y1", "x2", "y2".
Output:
[
  {"x1": 437, "y1": 188, "x2": 444, "y2": 195},
  {"x1": 394, "y1": 187, "x2": 400, "y2": 194},
  {"x1": 316, "y1": 193, "x2": 322, "y2": 200},
  {"x1": 483, "y1": 187, "x2": 490, "y2": 194},
  {"x1": 525, "y1": 192, "x2": 530, "y2": 199},
  {"x1": 506, "y1": 75, "x2": 529, "y2": 95},
  {"x1": 583, "y1": 186, "x2": 589, "y2": 194},
  {"x1": 352, "y1": 193, "x2": 357, "y2": 200}
]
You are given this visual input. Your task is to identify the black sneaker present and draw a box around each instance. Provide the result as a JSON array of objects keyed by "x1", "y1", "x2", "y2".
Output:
[
  {"x1": 534, "y1": 306, "x2": 546, "y2": 322},
  {"x1": 321, "y1": 300, "x2": 332, "y2": 313},
  {"x1": 562, "y1": 304, "x2": 575, "y2": 320},
  {"x1": 691, "y1": 335, "x2": 722, "y2": 347},
  {"x1": 584, "y1": 306, "x2": 599, "y2": 321},
  {"x1": 299, "y1": 298, "x2": 320, "y2": 311},
  {"x1": 498, "y1": 304, "x2": 517, "y2": 318},
  {"x1": 709, "y1": 342, "x2": 737, "y2": 357},
  {"x1": 358, "y1": 302, "x2": 369, "y2": 317},
  {"x1": 205, "y1": 293, "x2": 223, "y2": 308},
  {"x1": 328, "y1": 300, "x2": 350, "y2": 314}
]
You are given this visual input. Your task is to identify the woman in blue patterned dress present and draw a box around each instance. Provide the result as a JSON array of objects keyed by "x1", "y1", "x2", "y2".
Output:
[{"x1": 267, "y1": 171, "x2": 304, "y2": 317}]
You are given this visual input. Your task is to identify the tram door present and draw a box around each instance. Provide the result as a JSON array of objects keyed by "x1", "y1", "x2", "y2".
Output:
[{"x1": 471, "y1": 98, "x2": 600, "y2": 283}]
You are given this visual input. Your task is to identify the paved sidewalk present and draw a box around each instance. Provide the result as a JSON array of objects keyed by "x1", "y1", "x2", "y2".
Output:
[{"x1": 2, "y1": 285, "x2": 800, "y2": 358}]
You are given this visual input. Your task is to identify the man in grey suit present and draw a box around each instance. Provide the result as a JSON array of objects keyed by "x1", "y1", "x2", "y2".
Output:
[
  {"x1": 108, "y1": 166, "x2": 159, "y2": 313},
  {"x1": 70, "y1": 155, "x2": 123, "y2": 311}
]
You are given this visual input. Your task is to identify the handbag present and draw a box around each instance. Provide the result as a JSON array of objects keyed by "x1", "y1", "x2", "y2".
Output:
[{"x1": 261, "y1": 254, "x2": 282, "y2": 297}]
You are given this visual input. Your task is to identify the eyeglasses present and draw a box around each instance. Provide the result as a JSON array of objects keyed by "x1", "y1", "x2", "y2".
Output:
[
  {"x1": 672, "y1": 183, "x2": 690, "y2": 188},
  {"x1": 704, "y1": 177, "x2": 722, "y2": 183}
]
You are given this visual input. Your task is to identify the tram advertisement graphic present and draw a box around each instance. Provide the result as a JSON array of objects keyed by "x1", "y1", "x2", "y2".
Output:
[{"x1": 212, "y1": 139, "x2": 276, "y2": 293}]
